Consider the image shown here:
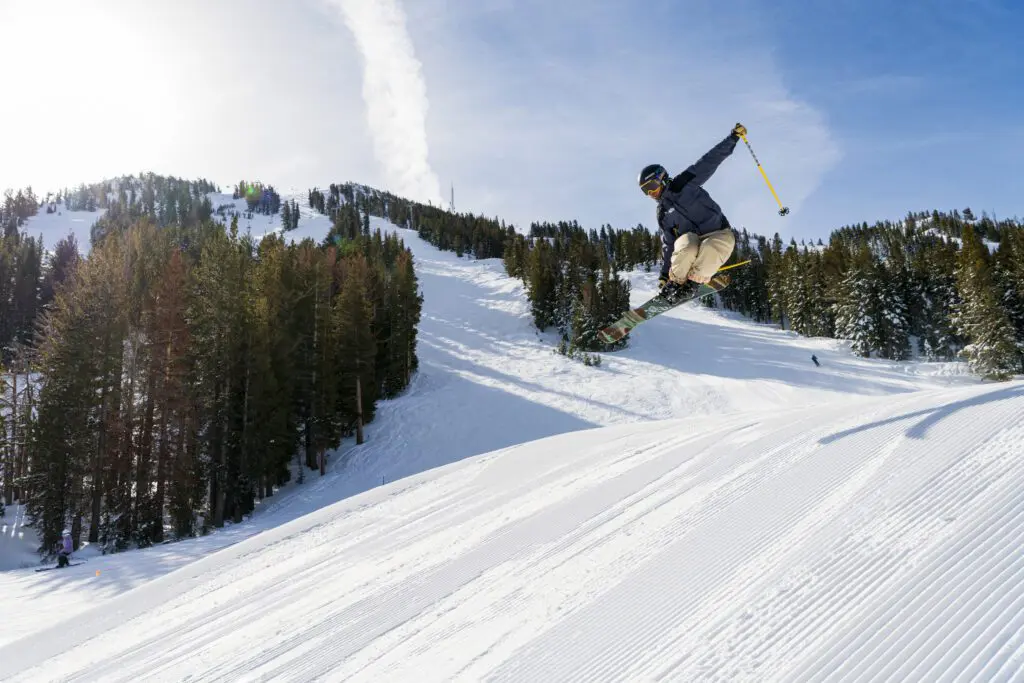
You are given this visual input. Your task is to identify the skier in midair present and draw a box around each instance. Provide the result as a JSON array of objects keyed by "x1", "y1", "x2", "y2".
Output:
[{"x1": 639, "y1": 123, "x2": 745, "y2": 299}]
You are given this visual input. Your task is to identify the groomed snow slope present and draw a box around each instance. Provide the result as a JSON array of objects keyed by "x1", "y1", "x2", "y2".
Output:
[
  {"x1": 3, "y1": 213, "x2": 1020, "y2": 681},
  {"x1": 337, "y1": 217, "x2": 977, "y2": 492},
  {"x1": 2, "y1": 381, "x2": 1022, "y2": 682}
]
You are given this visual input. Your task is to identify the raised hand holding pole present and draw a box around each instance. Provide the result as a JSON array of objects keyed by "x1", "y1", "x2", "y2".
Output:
[{"x1": 734, "y1": 124, "x2": 790, "y2": 217}]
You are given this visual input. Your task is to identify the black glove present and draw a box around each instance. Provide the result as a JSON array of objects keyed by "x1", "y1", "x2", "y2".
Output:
[{"x1": 732, "y1": 122, "x2": 747, "y2": 138}]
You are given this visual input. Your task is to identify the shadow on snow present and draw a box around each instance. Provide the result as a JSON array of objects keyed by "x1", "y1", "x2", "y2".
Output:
[{"x1": 819, "y1": 384, "x2": 1024, "y2": 444}]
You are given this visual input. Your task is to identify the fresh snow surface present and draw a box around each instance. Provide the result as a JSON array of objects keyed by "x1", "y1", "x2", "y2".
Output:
[
  {"x1": 3, "y1": 216, "x2": 1022, "y2": 682},
  {"x1": 207, "y1": 189, "x2": 334, "y2": 246},
  {"x1": 0, "y1": 504, "x2": 39, "y2": 571},
  {"x1": 18, "y1": 206, "x2": 106, "y2": 252},
  {"x1": 16, "y1": 188, "x2": 332, "y2": 254}
]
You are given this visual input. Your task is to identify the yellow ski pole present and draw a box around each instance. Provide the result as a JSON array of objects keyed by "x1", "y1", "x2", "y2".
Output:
[
  {"x1": 739, "y1": 132, "x2": 789, "y2": 216},
  {"x1": 716, "y1": 259, "x2": 751, "y2": 273}
]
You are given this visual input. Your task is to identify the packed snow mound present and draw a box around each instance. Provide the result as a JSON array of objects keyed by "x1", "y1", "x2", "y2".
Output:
[{"x1": 2, "y1": 381, "x2": 1022, "y2": 681}]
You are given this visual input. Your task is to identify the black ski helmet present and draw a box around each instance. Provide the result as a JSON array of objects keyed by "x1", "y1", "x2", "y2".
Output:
[{"x1": 638, "y1": 164, "x2": 669, "y2": 197}]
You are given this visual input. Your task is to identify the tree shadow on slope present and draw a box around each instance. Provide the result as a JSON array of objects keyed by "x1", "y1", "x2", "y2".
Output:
[
  {"x1": 819, "y1": 384, "x2": 1024, "y2": 444},
  {"x1": 211, "y1": 368, "x2": 603, "y2": 555},
  {"x1": 10, "y1": 540, "x2": 219, "y2": 601},
  {"x1": 620, "y1": 312, "x2": 957, "y2": 397},
  {"x1": 417, "y1": 330, "x2": 649, "y2": 422},
  {"x1": 341, "y1": 364, "x2": 601, "y2": 496}
]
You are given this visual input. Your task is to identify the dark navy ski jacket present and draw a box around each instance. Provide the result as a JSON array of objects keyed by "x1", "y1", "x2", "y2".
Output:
[{"x1": 657, "y1": 133, "x2": 738, "y2": 279}]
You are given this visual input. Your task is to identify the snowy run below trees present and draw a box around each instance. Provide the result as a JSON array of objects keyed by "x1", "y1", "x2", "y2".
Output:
[{"x1": 3, "y1": 201, "x2": 1023, "y2": 680}]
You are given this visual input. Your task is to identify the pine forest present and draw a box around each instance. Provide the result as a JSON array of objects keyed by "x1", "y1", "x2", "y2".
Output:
[
  {"x1": 1, "y1": 176, "x2": 421, "y2": 554},
  {"x1": 2, "y1": 175, "x2": 1022, "y2": 559}
]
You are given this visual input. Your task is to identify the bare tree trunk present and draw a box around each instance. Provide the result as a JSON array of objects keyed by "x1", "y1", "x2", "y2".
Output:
[
  {"x1": 235, "y1": 346, "x2": 251, "y2": 525},
  {"x1": 135, "y1": 368, "x2": 157, "y2": 533},
  {"x1": 71, "y1": 513, "x2": 83, "y2": 551},
  {"x1": 306, "y1": 274, "x2": 319, "y2": 471},
  {"x1": 356, "y1": 376, "x2": 364, "y2": 445},
  {"x1": 4, "y1": 370, "x2": 16, "y2": 505},
  {"x1": 91, "y1": 379, "x2": 108, "y2": 544},
  {"x1": 172, "y1": 411, "x2": 189, "y2": 537},
  {"x1": 17, "y1": 366, "x2": 34, "y2": 502},
  {"x1": 91, "y1": 332, "x2": 117, "y2": 544},
  {"x1": 212, "y1": 379, "x2": 226, "y2": 528},
  {"x1": 153, "y1": 397, "x2": 170, "y2": 543},
  {"x1": 121, "y1": 339, "x2": 139, "y2": 538}
]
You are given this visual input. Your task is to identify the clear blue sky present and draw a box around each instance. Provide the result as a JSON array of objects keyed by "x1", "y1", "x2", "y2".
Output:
[
  {"x1": 762, "y1": 0, "x2": 1024, "y2": 239},
  {"x1": 1, "y1": 0, "x2": 1020, "y2": 242}
]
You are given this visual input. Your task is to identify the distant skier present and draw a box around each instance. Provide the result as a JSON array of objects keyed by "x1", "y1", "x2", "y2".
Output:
[
  {"x1": 55, "y1": 529, "x2": 73, "y2": 568},
  {"x1": 639, "y1": 123, "x2": 745, "y2": 299},
  {"x1": 812, "y1": 354, "x2": 820, "y2": 367}
]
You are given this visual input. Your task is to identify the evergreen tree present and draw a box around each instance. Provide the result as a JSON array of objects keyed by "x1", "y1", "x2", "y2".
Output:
[
  {"x1": 247, "y1": 234, "x2": 299, "y2": 498},
  {"x1": 29, "y1": 230, "x2": 128, "y2": 552},
  {"x1": 335, "y1": 253, "x2": 377, "y2": 443},
  {"x1": 378, "y1": 249, "x2": 422, "y2": 397},
  {"x1": 952, "y1": 225, "x2": 1018, "y2": 379},
  {"x1": 39, "y1": 233, "x2": 81, "y2": 309},
  {"x1": 526, "y1": 238, "x2": 559, "y2": 331},
  {"x1": 765, "y1": 233, "x2": 787, "y2": 327},
  {"x1": 281, "y1": 201, "x2": 292, "y2": 232},
  {"x1": 875, "y1": 260, "x2": 911, "y2": 360},
  {"x1": 832, "y1": 252, "x2": 877, "y2": 358},
  {"x1": 993, "y1": 226, "x2": 1024, "y2": 370}
]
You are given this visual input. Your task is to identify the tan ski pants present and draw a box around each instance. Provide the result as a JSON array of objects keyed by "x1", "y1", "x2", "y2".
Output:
[{"x1": 668, "y1": 228, "x2": 736, "y2": 283}]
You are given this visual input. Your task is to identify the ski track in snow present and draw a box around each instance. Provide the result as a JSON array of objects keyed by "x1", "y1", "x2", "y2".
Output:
[
  {"x1": 2, "y1": 213, "x2": 1021, "y2": 681},
  {"x1": 3, "y1": 383, "x2": 1022, "y2": 682}
]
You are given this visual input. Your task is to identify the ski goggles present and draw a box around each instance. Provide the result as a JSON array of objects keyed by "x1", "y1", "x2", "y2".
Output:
[{"x1": 640, "y1": 178, "x2": 664, "y2": 197}]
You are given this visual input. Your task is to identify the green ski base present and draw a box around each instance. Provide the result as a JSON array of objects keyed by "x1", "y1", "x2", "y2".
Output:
[{"x1": 597, "y1": 274, "x2": 730, "y2": 346}]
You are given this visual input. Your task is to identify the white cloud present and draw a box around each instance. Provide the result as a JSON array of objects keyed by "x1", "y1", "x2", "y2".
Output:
[
  {"x1": 0, "y1": 0, "x2": 838, "y2": 241},
  {"x1": 324, "y1": 0, "x2": 444, "y2": 207},
  {"x1": 403, "y1": 0, "x2": 841, "y2": 238}
]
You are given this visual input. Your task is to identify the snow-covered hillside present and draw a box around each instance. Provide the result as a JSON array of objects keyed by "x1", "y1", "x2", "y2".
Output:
[
  {"x1": 16, "y1": 205, "x2": 107, "y2": 252},
  {"x1": 207, "y1": 189, "x2": 333, "y2": 245},
  {"x1": 17, "y1": 187, "x2": 333, "y2": 254},
  {"x1": 318, "y1": 218, "x2": 976, "y2": 491},
  {"x1": 3, "y1": 213, "x2": 1021, "y2": 682}
]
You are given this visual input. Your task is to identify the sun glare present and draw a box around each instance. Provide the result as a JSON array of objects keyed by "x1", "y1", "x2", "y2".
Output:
[{"x1": 0, "y1": 0, "x2": 174, "y2": 194}]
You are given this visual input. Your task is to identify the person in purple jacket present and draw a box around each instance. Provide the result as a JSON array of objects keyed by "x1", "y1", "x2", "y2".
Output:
[{"x1": 56, "y1": 529, "x2": 73, "y2": 568}]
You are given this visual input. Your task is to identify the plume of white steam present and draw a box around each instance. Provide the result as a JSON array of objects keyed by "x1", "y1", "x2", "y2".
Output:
[{"x1": 329, "y1": 0, "x2": 443, "y2": 206}]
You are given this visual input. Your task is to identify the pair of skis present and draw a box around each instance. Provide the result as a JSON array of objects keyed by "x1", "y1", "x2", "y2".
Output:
[
  {"x1": 597, "y1": 260, "x2": 747, "y2": 346},
  {"x1": 596, "y1": 275, "x2": 730, "y2": 345}
]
